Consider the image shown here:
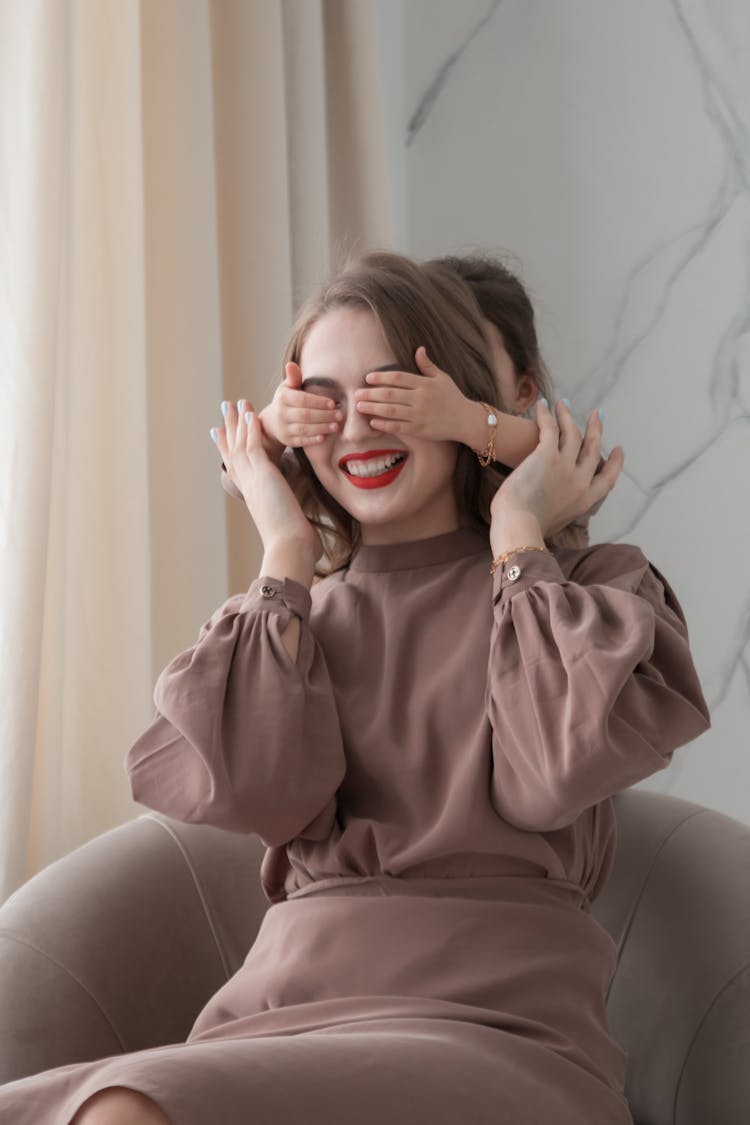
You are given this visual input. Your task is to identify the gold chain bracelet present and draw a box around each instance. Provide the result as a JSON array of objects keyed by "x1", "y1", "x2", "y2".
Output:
[
  {"x1": 490, "y1": 544, "x2": 551, "y2": 576},
  {"x1": 474, "y1": 401, "x2": 498, "y2": 466}
]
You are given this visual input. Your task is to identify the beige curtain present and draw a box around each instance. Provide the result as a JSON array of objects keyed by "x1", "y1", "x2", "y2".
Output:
[{"x1": 0, "y1": 0, "x2": 396, "y2": 902}]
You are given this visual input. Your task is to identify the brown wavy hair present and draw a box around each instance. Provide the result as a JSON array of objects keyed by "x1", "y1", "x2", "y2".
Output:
[{"x1": 278, "y1": 250, "x2": 586, "y2": 579}]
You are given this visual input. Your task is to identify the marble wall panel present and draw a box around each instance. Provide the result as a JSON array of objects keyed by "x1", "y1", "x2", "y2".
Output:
[{"x1": 391, "y1": 0, "x2": 749, "y2": 822}]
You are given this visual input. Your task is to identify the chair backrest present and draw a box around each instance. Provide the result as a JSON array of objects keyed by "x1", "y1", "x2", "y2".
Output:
[{"x1": 590, "y1": 788, "x2": 750, "y2": 1125}]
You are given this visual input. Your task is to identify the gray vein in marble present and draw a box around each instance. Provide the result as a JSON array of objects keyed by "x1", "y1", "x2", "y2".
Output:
[
  {"x1": 406, "y1": 0, "x2": 502, "y2": 147},
  {"x1": 570, "y1": 171, "x2": 737, "y2": 419},
  {"x1": 710, "y1": 587, "x2": 750, "y2": 711},
  {"x1": 671, "y1": 0, "x2": 749, "y2": 184},
  {"x1": 573, "y1": 0, "x2": 750, "y2": 423},
  {"x1": 614, "y1": 413, "x2": 747, "y2": 536},
  {"x1": 669, "y1": 0, "x2": 750, "y2": 417},
  {"x1": 712, "y1": 282, "x2": 750, "y2": 413},
  {"x1": 610, "y1": 413, "x2": 749, "y2": 720},
  {"x1": 741, "y1": 651, "x2": 750, "y2": 698},
  {"x1": 568, "y1": 1, "x2": 749, "y2": 743}
]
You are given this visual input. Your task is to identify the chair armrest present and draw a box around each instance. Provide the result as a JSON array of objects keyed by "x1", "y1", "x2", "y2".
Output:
[
  {"x1": 591, "y1": 789, "x2": 750, "y2": 1125},
  {"x1": 0, "y1": 813, "x2": 267, "y2": 1083}
]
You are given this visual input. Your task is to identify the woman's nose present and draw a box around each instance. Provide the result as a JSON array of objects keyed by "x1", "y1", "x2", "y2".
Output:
[{"x1": 339, "y1": 395, "x2": 374, "y2": 441}]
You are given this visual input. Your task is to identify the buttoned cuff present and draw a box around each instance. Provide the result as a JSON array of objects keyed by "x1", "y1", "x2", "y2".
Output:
[
  {"x1": 240, "y1": 576, "x2": 313, "y2": 622},
  {"x1": 491, "y1": 548, "x2": 567, "y2": 606}
]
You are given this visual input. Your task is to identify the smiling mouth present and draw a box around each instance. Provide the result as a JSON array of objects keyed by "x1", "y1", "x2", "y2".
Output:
[
  {"x1": 340, "y1": 453, "x2": 409, "y2": 489},
  {"x1": 341, "y1": 453, "x2": 407, "y2": 477}
]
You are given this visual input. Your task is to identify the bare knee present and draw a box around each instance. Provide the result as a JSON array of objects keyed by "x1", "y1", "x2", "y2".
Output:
[{"x1": 68, "y1": 1085, "x2": 173, "y2": 1125}]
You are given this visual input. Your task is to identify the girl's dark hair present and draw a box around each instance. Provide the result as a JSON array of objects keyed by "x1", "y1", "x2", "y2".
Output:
[
  {"x1": 432, "y1": 254, "x2": 589, "y2": 555},
  {"x1": 429, "y1": 253, "x2": 554, "y2": 412}
]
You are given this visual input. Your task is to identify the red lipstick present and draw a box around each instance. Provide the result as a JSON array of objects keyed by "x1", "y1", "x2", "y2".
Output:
[
  {"x1": 338, "y1": 449, "x2": 406, "y2": 468},
  {"x1": 338, "y1": 449, "x2": 409, "y2": 490}
]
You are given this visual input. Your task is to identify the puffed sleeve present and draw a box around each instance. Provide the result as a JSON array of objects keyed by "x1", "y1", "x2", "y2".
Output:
[
  {"x1": 486, "y1": 543, "x2": 711, "y2": 833},
  {"x1": 124, "y1": 575, "x2": 346, "y2": 846}
]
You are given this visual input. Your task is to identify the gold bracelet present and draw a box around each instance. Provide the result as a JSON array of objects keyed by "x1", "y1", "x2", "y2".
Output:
[
  {"x1": 474, "y1": 401, "x2": 498, "y2": 466},
  {"x1": 490, "y1": 544, "x2": 550, "y2": 576}
]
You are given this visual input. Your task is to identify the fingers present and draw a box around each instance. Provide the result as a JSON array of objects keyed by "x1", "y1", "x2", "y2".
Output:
[
  {"x1": 281, "y1": 384, "x2": 339, "y2": 411},
  {"x1": 553, "y1": 399, "x2": 607, "y2": 473},
  {"x1": 576, "y1": 408, "x2": 606, "y2": 474},
  {"x1": 365, "y1": 368, "x2": 421, "y2": 389},
  {"x1": 356, "y1": 386, "x2": 416, "y2": 415},
  {"x1": 358, "y1": 369, "x2": 420, "y2": 431},
  {"x1": 534, "y1": 397, "x2": 560, "y2": 444},
  {"x1": 285, "y1": 361, "x2": 303, "y2": 388},
  {"x1": 272, "y1": 381, "x2": 341, "y2": 446},
  {"x1": 545, "y1": 398, "x2": 623, "y2": 491},
  {"x1": 554, "y1": 398, "x2": 580, "y2": 454},
  {"x1": 580, "y1": 445, "x2": 624, "y2": 507},
  {"x1": 228, "y1": 398, "x2": 254, "y2": 450},
  {"x1": 413, "y1": 345, "x2": 441, "y2": 377},
  {"x1": 213, "y1": 399, "x2": 263, "y2": 464},
  {"x1": 211, "y1": 402, "x2": 236, "y2": 469},
  {"x1": 233, "y1": 399, "x2": 253, "y2": 456}
]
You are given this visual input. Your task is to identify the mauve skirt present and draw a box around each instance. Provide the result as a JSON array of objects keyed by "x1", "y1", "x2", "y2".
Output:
[{"x1": 0, "y1": 874, "x2": 634, "y2": 1124}]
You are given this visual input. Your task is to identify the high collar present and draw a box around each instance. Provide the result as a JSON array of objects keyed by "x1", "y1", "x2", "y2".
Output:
[{"x1": 348, "y1": 525, "x2": 490, "y2": 574}]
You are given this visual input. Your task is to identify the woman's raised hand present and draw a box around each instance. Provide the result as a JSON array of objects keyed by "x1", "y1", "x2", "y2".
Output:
[
  {"x1": 490, "y1": 399, "x2": 624, "y2": 538},
  {"x1": 211, "y1": 400, "x2": 324, "y2": 561}
]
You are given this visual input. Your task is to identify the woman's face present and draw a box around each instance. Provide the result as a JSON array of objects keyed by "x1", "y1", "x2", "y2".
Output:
[{"x1": 300, "y1": 306, "x2": 463, "y2": 546}]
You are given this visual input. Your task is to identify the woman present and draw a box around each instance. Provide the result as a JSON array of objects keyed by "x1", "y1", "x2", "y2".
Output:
[
  {"x1": 0, "y1": 251, "x2": 710, "y2": 1124},
  {"x1": 230, "y1": 250, "x2": 599, "y2": 558}
]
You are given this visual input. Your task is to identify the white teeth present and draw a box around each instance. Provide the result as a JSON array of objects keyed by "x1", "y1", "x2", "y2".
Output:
[{"x1": 345, "y1": 454, "x2": 405, "y2": 477}]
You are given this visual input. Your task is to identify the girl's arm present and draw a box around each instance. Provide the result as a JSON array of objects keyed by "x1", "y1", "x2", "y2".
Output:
[{"x1": 458, "y1": 398, "x2": 540, "y2": 467}]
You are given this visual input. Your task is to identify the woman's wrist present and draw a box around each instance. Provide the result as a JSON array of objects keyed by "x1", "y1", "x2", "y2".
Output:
[
  {"x1": 260, "y1": 540, "x2": 317, "y2": 590},
  {"x1": 489, "y1": 507, "x2": 546, "y2": 560}
]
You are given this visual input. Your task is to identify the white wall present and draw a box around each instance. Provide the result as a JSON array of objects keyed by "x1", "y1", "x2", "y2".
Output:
[{"x1": 380, "y1": 0, "x2": 750, "y2": 824}]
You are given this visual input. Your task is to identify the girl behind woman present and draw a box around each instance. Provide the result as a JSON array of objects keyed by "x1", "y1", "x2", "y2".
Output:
[{"x1": 0, "y1": 251, "x2": 710, "y2": 1125}]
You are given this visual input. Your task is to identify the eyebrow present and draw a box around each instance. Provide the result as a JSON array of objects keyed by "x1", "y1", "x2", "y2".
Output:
[{"x1": 300, "y1": 364, "x2": 403, "y2": 391}]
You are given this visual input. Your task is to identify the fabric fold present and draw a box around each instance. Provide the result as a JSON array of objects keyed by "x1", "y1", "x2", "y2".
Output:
[
  {"x1": 486, "y1": 544, "x2": 711, "y2": 832},
  {"x1": 125, "y1": 576, "x2": 346, "y2": 846}
]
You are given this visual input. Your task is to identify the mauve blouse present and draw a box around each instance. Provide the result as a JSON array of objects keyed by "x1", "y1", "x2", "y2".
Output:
[
  {"x1": 124, "y1": 523, "x2": 711, "y2": 908},
  {"x1": 125, "y1": 522, "x2": 715, "y2": 909}
]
